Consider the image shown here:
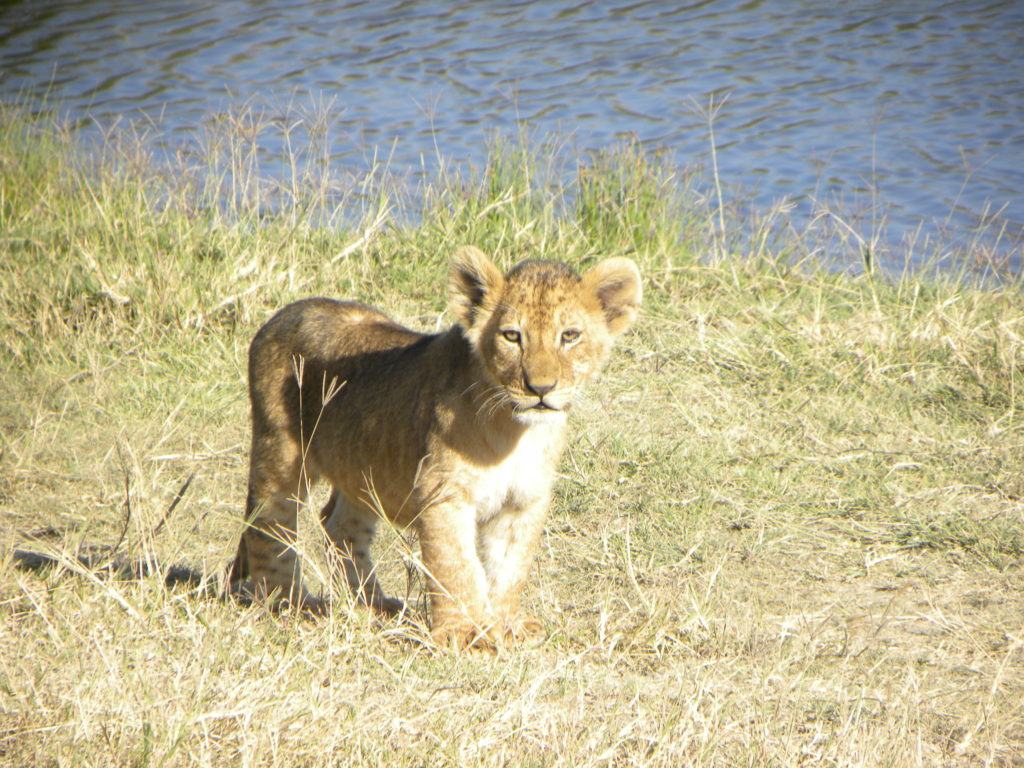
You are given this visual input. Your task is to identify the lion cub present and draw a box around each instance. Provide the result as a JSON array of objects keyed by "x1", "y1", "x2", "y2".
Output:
[{"x1": 231, "y1": 245, "x2": 641, "y2": 649}]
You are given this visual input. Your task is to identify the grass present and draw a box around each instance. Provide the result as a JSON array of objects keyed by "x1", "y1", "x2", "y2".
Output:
[{"x1": 1, "y1": 101, "x2": 1023, "y2": 767}]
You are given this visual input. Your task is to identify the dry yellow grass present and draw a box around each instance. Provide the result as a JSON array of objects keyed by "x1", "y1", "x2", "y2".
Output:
[{"x1": 1, "y1": 103, "x2": 1021, "y2": 766}]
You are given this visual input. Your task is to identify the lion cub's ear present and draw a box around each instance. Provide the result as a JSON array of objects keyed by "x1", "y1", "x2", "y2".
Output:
[
  {"x1": 449, "y1": 245, "x2": 505, "y2": 329},
  {"x1": 581, "y1": 258, "x2": 642, "y2": 335}
]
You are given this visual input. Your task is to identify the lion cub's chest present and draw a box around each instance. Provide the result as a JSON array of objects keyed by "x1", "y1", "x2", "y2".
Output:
[{"x1": 468, "y1": 422, "x2": 565, "y2": 521}]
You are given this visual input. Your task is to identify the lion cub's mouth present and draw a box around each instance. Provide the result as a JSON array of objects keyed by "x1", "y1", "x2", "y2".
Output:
[
  {"x1": 510, "y1": 397, "x2": 571, "y2": 423},
  {"x1": 516, "y1": 396, "x2": 562, "y2": 412}
]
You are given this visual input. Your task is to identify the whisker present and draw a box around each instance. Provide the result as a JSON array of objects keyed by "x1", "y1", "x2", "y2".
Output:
[
  {"x1": 474, "y1": 385, "x2": 508, "y2": 418},
  {"x1": 483, "y1": 394, "x2": 506, "y2": 419}
]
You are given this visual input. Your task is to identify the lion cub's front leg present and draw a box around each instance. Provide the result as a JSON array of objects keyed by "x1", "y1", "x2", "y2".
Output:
[
  {"x1": 416, "y1": 502, "x2": 502, "y2": 650},
  {"x1": 477, "y1": 497, "x2": 550, "y2": 643},
  {"x1": 416, "y1": 495, "x2": 550, "y2": 650}
]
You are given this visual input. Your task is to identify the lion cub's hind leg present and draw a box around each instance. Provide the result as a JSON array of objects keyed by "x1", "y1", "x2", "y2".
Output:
[
  {"x1": 320, "y1": 490, "x2": 405, "y2": 615},
  {"x1": 231, "y1": 434, "x2": 322, "y2": 612}
]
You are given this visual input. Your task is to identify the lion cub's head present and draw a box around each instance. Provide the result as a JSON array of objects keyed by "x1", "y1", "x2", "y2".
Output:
[{"x1": 448, "y1": 245, "x2": 641, "y2": 425}]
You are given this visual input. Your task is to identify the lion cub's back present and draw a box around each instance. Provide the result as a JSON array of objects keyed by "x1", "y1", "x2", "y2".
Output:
[
  {"x1": 252, "y1": 298, "x2": 424, "y2": 364},
  {"x1": 247, "y1": 298, "x2": 429, "y2": 427}
]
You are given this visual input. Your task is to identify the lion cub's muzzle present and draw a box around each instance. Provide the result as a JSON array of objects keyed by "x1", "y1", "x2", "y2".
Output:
[{"x1": 510, "y1": 383, "x2": 573, "y2": 423}]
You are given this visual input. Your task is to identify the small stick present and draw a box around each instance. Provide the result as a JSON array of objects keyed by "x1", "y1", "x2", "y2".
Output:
[{"x1": 152, "y1": 473, "x2": 195, "y2": 537}]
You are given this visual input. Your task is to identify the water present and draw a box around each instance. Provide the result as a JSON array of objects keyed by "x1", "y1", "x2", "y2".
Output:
[{"x1": 2, "y1": 0, "x2": 1023, "y2": 269}]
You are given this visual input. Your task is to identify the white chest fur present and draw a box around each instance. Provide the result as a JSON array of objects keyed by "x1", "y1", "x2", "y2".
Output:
[{"x1": 471, "y1": 420, "x2": 565, "y2": 521}]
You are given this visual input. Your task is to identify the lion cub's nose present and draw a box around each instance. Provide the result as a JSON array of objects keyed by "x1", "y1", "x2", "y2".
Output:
[{"x1": 525, "y1": 378, "x2": 556, "y2": 397}]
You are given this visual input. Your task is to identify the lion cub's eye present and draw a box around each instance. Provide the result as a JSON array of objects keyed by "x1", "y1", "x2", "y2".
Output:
[
  {"x1": 501, "y1": 329, "x2": 521, "y2": 344},
  {"x1": 561, "y1": 329, "x2": 582, "y2": 345}
]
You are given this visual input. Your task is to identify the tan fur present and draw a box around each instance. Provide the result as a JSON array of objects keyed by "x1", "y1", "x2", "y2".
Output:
[{"x1": 230, "y1": 246, "x2": 641, "y2": 649}]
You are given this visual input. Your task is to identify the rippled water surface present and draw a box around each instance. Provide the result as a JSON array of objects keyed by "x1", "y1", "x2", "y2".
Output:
[{"x1": 2, "y1": 0, "x2": 1022, "y2": 264}]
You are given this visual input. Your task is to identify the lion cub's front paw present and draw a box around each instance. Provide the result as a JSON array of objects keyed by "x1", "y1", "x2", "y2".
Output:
[
  {"x1": 431, "y1": 615, "x2": 546, "y2": 652},
  {"x1": 506, "y1": 615, "x2": 545, "y2": 645},
  {"x1": 431, "y1": 620, "x2": 501, "y2": 653}
]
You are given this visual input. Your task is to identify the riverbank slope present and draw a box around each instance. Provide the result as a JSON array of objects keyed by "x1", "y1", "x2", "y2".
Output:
[{"x1": 1, "y1": 107, "x2": 1021, "y2": 766}]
